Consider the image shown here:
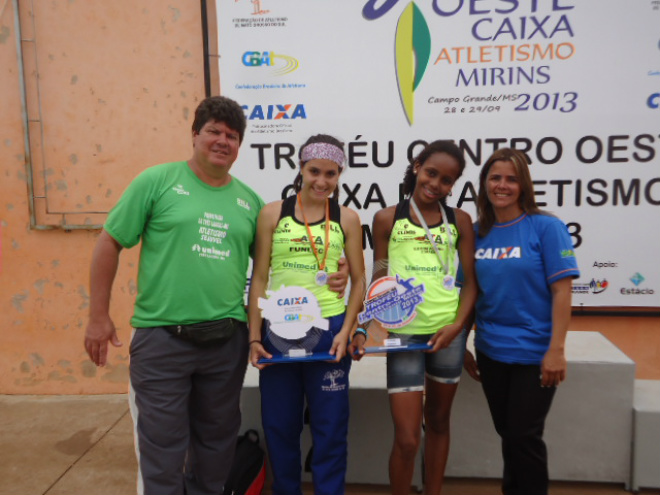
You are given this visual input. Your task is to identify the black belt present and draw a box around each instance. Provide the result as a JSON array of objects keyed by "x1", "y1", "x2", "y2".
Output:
[{"x1": 162, "y1": 318, "x2": 244, "y2": 347}]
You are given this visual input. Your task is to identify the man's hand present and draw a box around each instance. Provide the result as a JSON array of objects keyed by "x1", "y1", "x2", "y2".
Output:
[
  {"x1": 249, "y1": 342, "x2": 273, "y2": 370},
  {"x1": 84, "y1": 315, "x2": 122, "y2": 367},
  {"x1": 84, "y1": 230, "x2": 123, "y2": 367}
]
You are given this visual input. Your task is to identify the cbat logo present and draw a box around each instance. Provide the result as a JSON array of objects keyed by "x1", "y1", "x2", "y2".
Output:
[
  {"x1": 242, "y1": 51, "x2": 299, "y2": 75},
  {"x1": 284, "y1": 313, "x2": 314, "y2": 323},
  {"x1": 242, "y1": 104, "x2": 307, "y2": 120},
  {"x1": 630, "y1": 272, "x2": 645, "y2": 286}
]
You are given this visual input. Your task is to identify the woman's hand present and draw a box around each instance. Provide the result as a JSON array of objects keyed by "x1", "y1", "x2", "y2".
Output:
[
  {"x1": 541, "y1": 347, "x2": 567, "y2": 387},
  {"x1": 427, "y1": 323, "x2": 462, "y2": 352},
  {"x1": 327, "y1": 257, "x2": 349, "y2": 298},
  {"x1": 347, "y1": 333, "x2": 367, "y2": 361},
  {"x1": 329, "y1": 331, "x2": 349, "y2": 362},
  {"x1": 463, "y1": 349, "x2": 481, "y2": 381}
]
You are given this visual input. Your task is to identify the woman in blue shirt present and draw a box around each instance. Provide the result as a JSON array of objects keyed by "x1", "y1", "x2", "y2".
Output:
[{"x1": 464, "y1": 148, "x2": 579, "y2": 495}]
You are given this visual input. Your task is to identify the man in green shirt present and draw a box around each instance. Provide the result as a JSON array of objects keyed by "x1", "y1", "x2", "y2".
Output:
[{"x1": 84, "y1": 96, "x2": 264, "y2": 495}]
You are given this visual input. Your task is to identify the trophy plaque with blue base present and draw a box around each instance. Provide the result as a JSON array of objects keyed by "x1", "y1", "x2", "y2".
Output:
[
  {"x1": 357, "y1": 275, "x2": 432, "y2": 354},
  {"x1": 257, "y1": 285, "x2": 337, "y2": 364}
]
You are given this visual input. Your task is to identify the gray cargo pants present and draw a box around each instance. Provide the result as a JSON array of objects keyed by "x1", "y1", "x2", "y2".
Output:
[{"x1": 129, "y1": 324, "x2": 248, "y2": 495}]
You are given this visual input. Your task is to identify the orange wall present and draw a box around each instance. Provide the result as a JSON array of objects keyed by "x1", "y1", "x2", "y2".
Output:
[
  {"x1": 0, "y1": 1, "x2": 658, "y2": 395},
  {"x1": 0, "y1": 0, "x2": 206, "y2": 394}
]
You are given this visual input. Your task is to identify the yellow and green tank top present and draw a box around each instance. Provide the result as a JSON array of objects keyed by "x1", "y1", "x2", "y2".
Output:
[
  {"x1": 269, "y1": 195, "x2": 346, "y2": 318},
  {"x1": 388, "y1": 199, "x2": 459, "y2": 334}
]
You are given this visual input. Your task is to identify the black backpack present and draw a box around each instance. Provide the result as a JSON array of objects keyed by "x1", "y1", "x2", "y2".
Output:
[{"x1": 223, "y1": 429, "x2": 266, "y2": 495}]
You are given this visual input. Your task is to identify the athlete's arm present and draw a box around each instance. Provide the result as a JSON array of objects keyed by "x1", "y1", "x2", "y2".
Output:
[
  {"x1": 428, "y1": 208, "x2": 477, "y2": 351},
  {"x1": 330, "y1": 207, "x2": 366, "y2": 361},
  {"x1": 247, "y1": 202, "x2": 280, "y2": 369},
  {"x1": 452, "y1": 209, "x2": 478, "y2": 331},
  {"x1": 371, "y1": 207, "x2": 395, "y2": 280},
  {"x1": 348, "y1": 207, "x2": 395, "y2": 359}
]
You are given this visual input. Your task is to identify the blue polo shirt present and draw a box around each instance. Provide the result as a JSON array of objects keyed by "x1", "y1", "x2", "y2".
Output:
[{"x1": 473, "y1": 213, "x2": 579, "y2": 364}]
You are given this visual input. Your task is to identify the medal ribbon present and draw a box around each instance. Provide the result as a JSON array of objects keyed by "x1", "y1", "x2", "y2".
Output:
[
  {"x1": 297, "y1": 194, "x2": 330, "y2": 272},
  {"x1": 409, "y1": 198, "x2": 453, "y2": 276}
]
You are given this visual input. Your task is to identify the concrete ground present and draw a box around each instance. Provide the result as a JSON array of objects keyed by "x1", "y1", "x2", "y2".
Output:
[{"x1": 0, "y1": 394, "x2": 653, "y2": 495}]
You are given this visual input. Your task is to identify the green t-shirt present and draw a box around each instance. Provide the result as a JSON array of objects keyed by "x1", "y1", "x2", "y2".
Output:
[{"x1": 104, "y1": 161, "x2": 264, "y2": 327}]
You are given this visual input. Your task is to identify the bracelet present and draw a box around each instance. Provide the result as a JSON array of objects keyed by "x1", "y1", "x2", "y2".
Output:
[
  {"x1": 248, "y1": 340, "x2": 262, "y2": 346},
  {"x1": 352, "y1": 328, "x2": 367, "y2": 341}
]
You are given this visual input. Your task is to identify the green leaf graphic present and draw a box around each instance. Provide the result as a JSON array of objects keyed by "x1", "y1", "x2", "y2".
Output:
[{"x1": 395, "y1": 2, "x2": 431, "y2": 125}]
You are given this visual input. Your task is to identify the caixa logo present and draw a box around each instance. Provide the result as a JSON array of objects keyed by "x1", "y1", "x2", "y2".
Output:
[
  {"x1": 242, "y1": 104, "x2": 307, "y2": 120},
  {"x1": 277, "y1": 296, "x2": 309, "y2": 306},
  {"x1": 648, "y1": 93, "x2": 660, "y2": 109}
]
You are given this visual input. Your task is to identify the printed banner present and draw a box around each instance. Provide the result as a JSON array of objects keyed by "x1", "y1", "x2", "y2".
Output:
[{"x1": 218, "y1": 0, "x2": 660, "y2": 307}]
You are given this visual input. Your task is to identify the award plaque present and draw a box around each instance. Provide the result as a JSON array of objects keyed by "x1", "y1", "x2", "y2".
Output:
[
  {"x1": 257, "y1": 285, "x2": 336, "y2": 363},
  {"x1": 356, "y1": 275, "x2": 432, "y2": 354}
]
